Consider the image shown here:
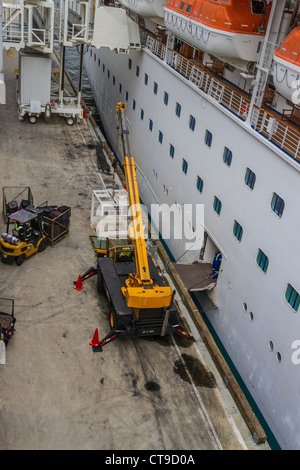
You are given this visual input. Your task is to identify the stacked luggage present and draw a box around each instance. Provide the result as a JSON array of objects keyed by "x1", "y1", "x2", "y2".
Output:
[{"x1": 38, "y1": 205, "x2": 71, "y2": 246}]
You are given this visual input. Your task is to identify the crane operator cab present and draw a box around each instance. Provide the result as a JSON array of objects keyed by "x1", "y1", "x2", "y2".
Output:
[
  {"x1": 89, "y1": 235, "x2": 135, "y2": 263},
  {"x1": 0, "y1": 209, "x2": 47, "y2": 265}
]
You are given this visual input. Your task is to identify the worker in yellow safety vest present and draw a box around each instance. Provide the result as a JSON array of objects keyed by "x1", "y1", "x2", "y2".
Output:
[
  {"x1": 118, "y1": 246, "x2": 134, "y2": 261},
  {"x1": 14, "y1": 221, "x2": 24, "y2": 239}
]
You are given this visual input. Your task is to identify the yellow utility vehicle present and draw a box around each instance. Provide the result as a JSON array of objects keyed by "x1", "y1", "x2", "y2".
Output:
[
  {"x1": 1, "y1": 205, "x2": 71, "y2": 266},
  {"x1": 1, "y1": 209, "x2": 47, "y2": 265}
]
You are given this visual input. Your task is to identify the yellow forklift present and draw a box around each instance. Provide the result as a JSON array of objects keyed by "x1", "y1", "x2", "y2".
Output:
[
  {"x1": 1, "y1": 204, "x2": 71, "y2": 265},
  {"x1": 0, "y1": 209, "x2": 48, "y2": 265}
]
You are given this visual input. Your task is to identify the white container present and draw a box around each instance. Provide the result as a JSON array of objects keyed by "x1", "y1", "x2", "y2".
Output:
[{"x1": 18, "y1": 51, "x2": 51, "y2": 106}]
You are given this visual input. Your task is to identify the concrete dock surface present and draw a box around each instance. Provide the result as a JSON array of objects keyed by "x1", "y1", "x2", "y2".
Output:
[{"x1": 0, "y1": 50, "x2": 269, "y2": 451}]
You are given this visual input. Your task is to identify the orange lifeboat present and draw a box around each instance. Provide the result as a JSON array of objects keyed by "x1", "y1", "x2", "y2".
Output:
[
  {"x1": 273, "y1": 27, "x2": 300, "y2": 103},
  {"x1": 164, "y1": 0, "x2": 271, "y2": 63}
]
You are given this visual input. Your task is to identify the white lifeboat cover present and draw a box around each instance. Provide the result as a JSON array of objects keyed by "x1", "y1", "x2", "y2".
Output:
[{"x1": 91, "y1": 6, "x2": 140, "y2": 52}]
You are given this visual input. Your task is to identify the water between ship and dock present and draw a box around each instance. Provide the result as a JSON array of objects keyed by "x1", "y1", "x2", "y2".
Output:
[{"x1": 65, "y1": 46, "x2": 102, "y2": 128}]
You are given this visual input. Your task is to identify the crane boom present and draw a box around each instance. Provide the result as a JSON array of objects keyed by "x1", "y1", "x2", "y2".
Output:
[
  {"x1": 116, "y1": 103, "x2": 173, "y2": 310},
  {"x1": 123, "y1": 155, "x2": 151, "y2": 285}
]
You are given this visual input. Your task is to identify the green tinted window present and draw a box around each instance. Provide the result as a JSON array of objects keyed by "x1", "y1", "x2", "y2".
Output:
[
  {"x1": 256, "y1": 249, "x2": 269, "y2": 273},
  {"x1": 233, "y1": 220, "x2": 243, "y2": 241},
  {"x1": 271, "y1": 193, "x2": 284, "y2": 217},
  {"x1": 285, "y1": 284, "x2": 300, "y2": 312}
]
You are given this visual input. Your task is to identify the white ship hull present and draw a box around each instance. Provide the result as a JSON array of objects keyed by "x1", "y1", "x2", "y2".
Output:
[{"x1": 84, "y1": 34, "x2": 300, "y2": 449}]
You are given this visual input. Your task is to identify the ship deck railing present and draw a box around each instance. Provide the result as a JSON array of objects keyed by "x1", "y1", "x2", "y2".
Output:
[{"x1": 144, "y1": 34, "x2": 300, "y2": 163}]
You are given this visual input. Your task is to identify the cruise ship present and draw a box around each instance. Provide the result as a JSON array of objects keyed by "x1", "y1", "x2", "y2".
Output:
[{"x1": 81, "y1": 0, "x2": 300, "y2": 450}]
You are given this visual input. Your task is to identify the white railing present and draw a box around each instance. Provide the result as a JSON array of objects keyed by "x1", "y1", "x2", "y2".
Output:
[
  {"x1": 2, "y1": 24, "x2": 52, "y2": 50},
  {"x1": 30, "y1": 28, "x2": 48, "y2": 46},
  {"x1": 2, "y1": 22, "x2": 23, "y2": 43},
  {"x1": 2, "y1": 3, "x2": 24, "y2": 45},
  {"x1": 69, "y1": 23, "x2": 87, "y2": 41},
  {"x1": 258, "y1": 40, "x2": 277, "y2": 70},
  {"x1": 146, "y1": 36, "x2": 251, "y2": 118},
  {"x1": 60, "y1": 20, "x2": 89, "y2": 45},
  {"x1": 145, "y1": 35, "x2": 300, "y2": 162},
  {"x1": 255, "y1": 108, "x2": 300, "y2": 159}
]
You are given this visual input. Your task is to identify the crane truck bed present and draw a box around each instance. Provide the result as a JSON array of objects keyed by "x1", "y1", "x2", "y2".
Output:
[
  {"x1": 100, "y1": 255, "x2": 184, "y2": 337},
  {"x1": 77, "y1": 249, "x2": 193, "y2": 351}
]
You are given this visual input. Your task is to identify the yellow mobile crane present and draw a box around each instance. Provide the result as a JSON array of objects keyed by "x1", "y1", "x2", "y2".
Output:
[{"x1": 75, "y1": 103, "x2": 194, "y2": 351}]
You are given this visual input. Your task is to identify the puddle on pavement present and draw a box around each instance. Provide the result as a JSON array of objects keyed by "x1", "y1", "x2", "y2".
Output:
[
  {"x1": 174, "y1": 334, "x2": 195, "y2": 349},
  {"x1": 174, "y1": 353, "x2": 217, "y2": 388},
  {"x1": 144, "y1": 381, "x2": 161, "y2": 392}
]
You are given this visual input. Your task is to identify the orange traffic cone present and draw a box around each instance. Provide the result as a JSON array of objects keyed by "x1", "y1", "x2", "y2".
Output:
[
  {"x1": 73, "y1": 275, "x2": 84, "y2": 291},
  {"x1": 89, "y1": 328, "x2": 99, "y2": 347}
]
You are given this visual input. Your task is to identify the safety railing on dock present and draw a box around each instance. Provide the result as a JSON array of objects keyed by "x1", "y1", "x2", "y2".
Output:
[{"x1": 144, "y1": 35, "x2": 300, "y2": 163}]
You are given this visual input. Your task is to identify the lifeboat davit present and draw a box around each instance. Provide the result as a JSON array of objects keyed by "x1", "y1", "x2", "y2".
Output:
[
  {"x1": 118, "y1": 0, "x2": 167, "y2": 19},
  {"x1": 273, "y1": 27, "x2": 300, "y2": 103},
  {"x1": 164, "y1": 0, "x2": 272, "y2": 65}
]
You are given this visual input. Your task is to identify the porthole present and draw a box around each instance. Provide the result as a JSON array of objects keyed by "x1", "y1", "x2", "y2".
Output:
[
  {"x1": 268, "y1": 341, "x2": 274, "y2": 352},
  {"x1": 249, "y1": 311, "x2": 254, "y2": 322},
  {"x1": 276, "y1": 352, "x2": 282, "y2": 363},
  {"x1": 243, "y1": 303, "x2": 247, "y2": 312}
]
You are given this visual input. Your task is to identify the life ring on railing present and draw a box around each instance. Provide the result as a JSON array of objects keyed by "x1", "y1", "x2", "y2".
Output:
[{"x1": 241, "y1": 103, "x2": 250, "y2": 118}]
